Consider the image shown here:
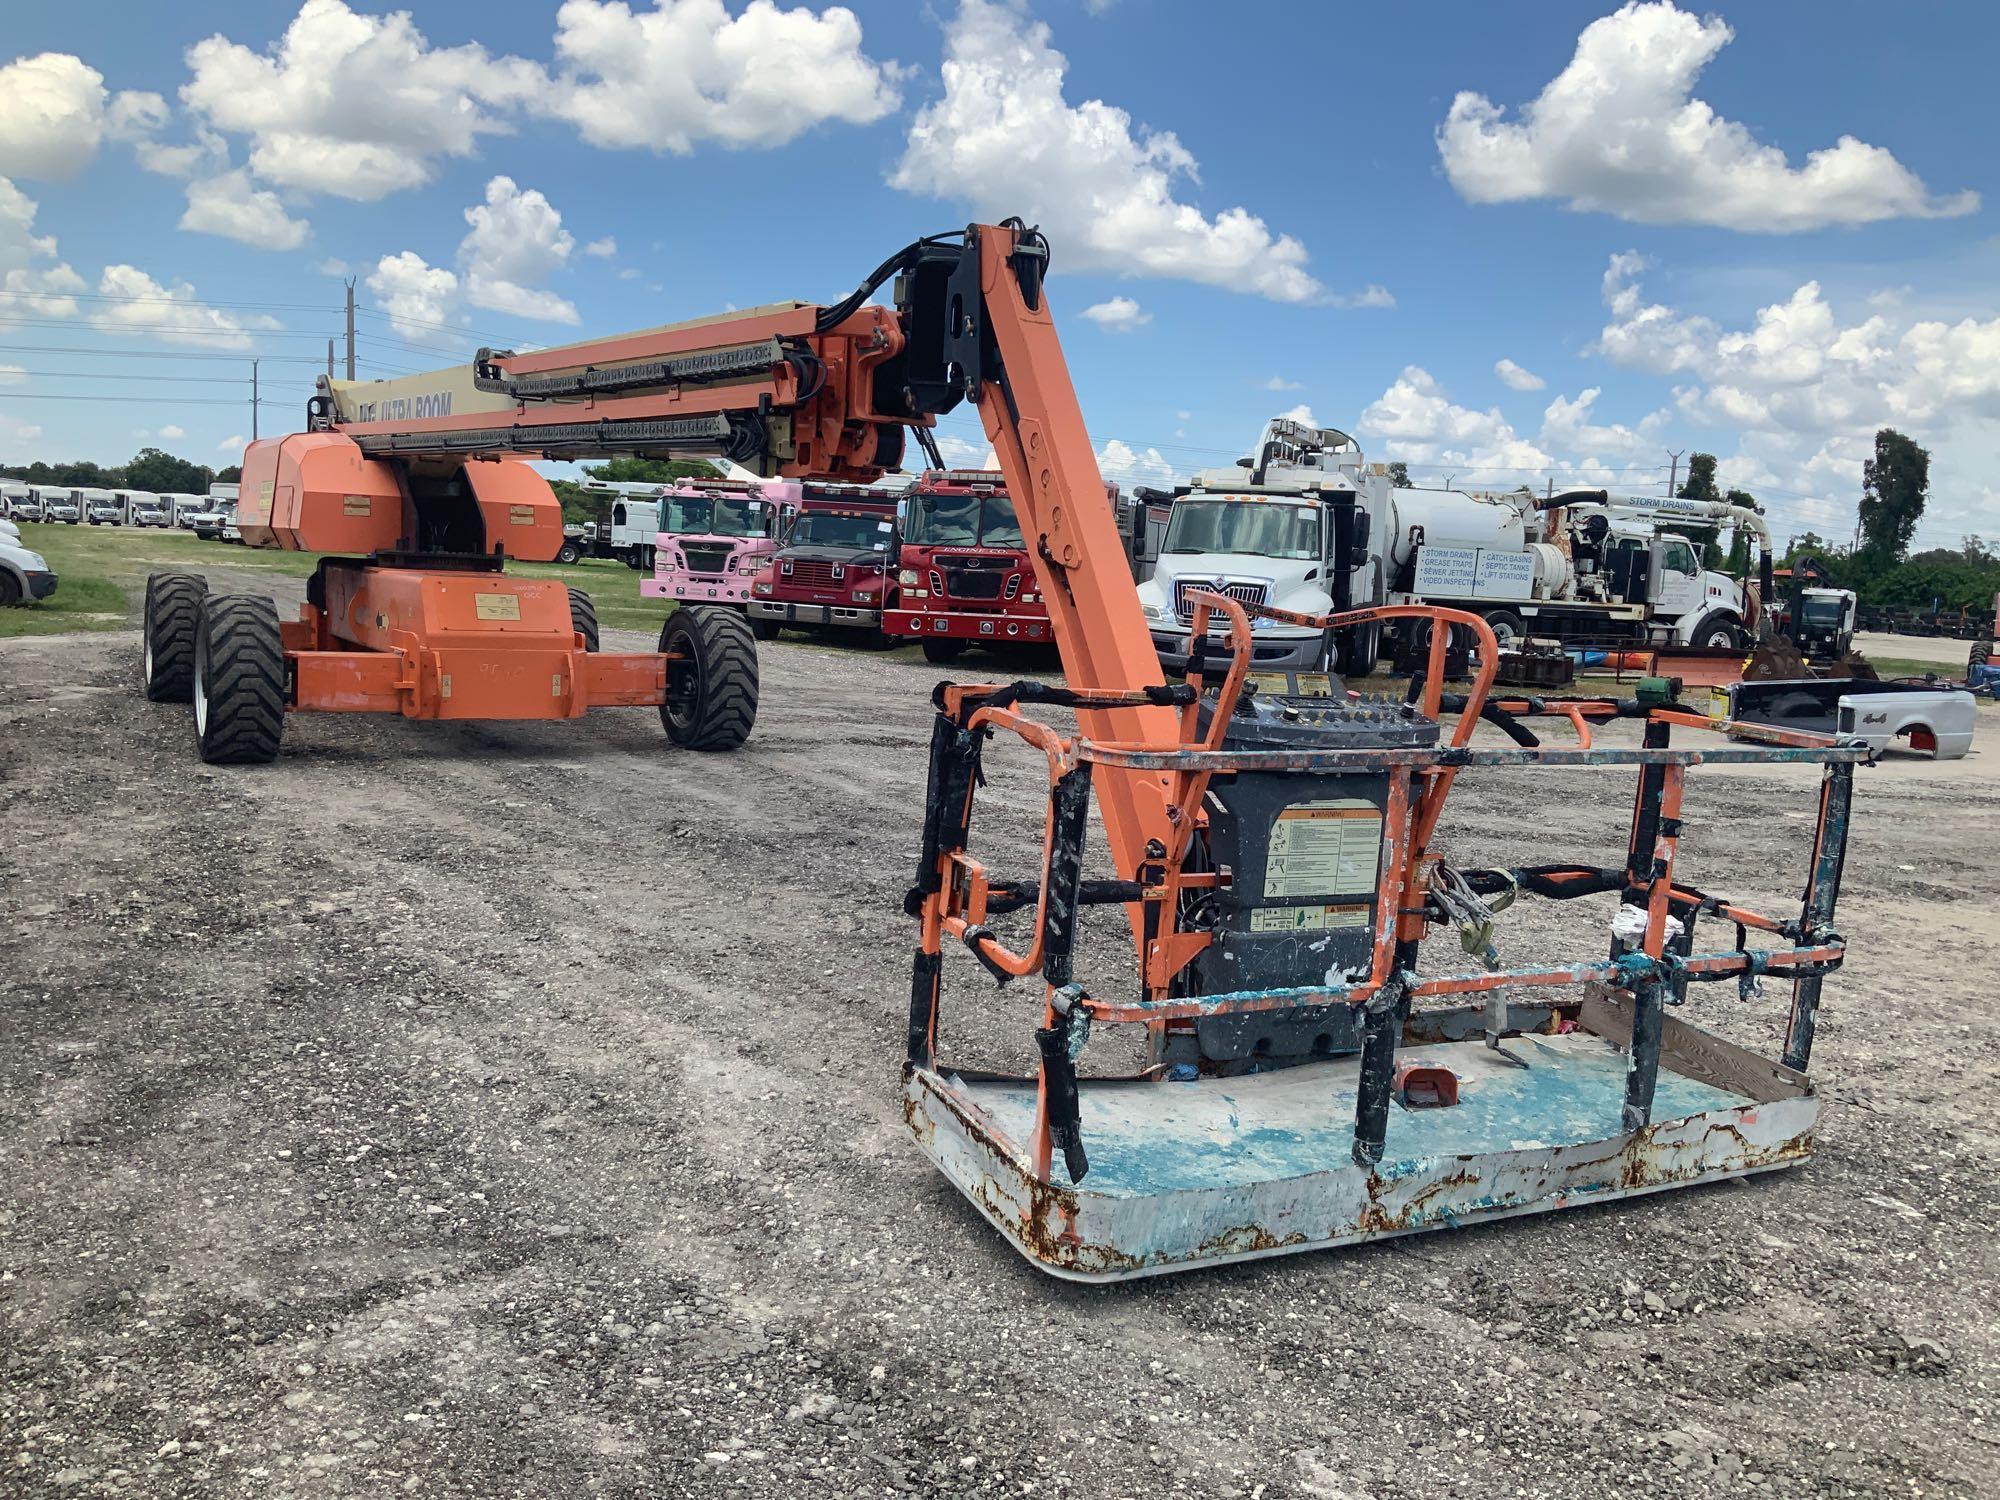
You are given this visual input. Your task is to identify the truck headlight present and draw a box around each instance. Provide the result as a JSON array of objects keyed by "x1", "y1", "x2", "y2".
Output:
[
  {"x1": 897, "y1": 568, "x2": 919, "y2": 586},
  {"x1": 753, "y1": 581, "x2": 773, "y2": 596}
]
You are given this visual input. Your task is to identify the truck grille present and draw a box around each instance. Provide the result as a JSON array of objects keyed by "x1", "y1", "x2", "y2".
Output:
[
  {"x1": 682, "y1": 543, "x2": 733, "y2": 575},
  {"x1": 785, "y1": 559, "x2": 840, "y2": 588},
  {"x1": 1173, "y1": 577, "x2": 1268, "y2": 625},
  {"x1": 942, "y1": 568, "x2": 1004, "y2": 600}
]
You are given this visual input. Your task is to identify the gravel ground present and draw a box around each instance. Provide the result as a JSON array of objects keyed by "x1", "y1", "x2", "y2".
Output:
[{"x1": 3, "y1": 566, "x2": 1996, "y2": 1499}]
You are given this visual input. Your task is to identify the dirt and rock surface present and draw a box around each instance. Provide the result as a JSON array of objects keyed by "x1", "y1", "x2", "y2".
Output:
[{"x1": 3, "y1": 567, "x2": 1995, "y2": 1498}]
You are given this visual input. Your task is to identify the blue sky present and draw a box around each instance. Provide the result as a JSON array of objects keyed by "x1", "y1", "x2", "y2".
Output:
[{"x1": 2, "y1": 0, "x2": 1994, "y2": 546}]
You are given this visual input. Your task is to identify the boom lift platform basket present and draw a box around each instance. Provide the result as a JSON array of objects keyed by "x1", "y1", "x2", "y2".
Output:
[{"x1": 903, "y1": 595, "x2": 1859, "y2": 1280}]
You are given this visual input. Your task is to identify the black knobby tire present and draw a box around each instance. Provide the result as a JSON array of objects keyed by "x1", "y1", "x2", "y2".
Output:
[
  {"x1": 1970, "y1": 641, "x2": 1991, "y2": 671},
  {"x1": 659, "y1": 605, "x2": 757, "y2": 751},
  {"x1": 567, "y1": 586, "x2": 599, "y2": 652},
  {"x1": 143, "y1": 570, "x2": 207, "y2": 701},
  {"x1": 922, "y1": 637, "x2": 968, "y2": 664},
  {"x1": 750, "y1": 618, "x2": 781, "y2": 641},
  {"x1": 193, "y1": 594, "x2": 285, "y2": 765}
]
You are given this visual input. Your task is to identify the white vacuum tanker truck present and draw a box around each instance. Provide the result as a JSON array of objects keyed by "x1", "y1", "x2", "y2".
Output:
[
  {"x1": 1385, "y1": 488, "x2": 1769, "y2": 652},
  {"x1": 1138, "y1": 418, "x2": 1770, "y2": 672}
]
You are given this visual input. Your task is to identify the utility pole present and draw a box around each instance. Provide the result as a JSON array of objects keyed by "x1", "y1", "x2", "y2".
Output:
[
  {"x1": 1666, "y1": 448, "x2": 1684, "y2": 498},
  {"x1": 251, "y1": 358, "x2": 259, "y2": 442},
  {"x1": 344, "y1": 279, "x2": 357, "y2": 380},
  {"x1": 327, "y1": 339, "x2": 335, "y2": 382}
]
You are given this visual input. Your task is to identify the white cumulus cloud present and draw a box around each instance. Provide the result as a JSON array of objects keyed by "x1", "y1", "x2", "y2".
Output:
[
  {"x1": 1594, "y1": 252, "x2": 2000, "y2": 540},
  {"x1": 179, "y1": 169, "x2": 310, "y2": 251},
  {"x1": 459, "y1": 176, "x2": 578, "y2": 324},
  {"x1": 0, "y1": 177, "x2": 86, "y2": 315},
  {"x1": 1494, "y1": 358, "x2": 1544, "y2": 392},
  {"x1": 180, "y1": 0, "x2": 548, "y2": 201},
  {"x1": 1438, "y1": 1, "x2": 1976, "y2": 232},
  {"x1": 546, "y1": 0, "x2": 903, "y2": 153},
  {"x1": 1095, "y1": 437, "x2": 1174, "y2": 490},
  {"x1": 1079, "y1": 296, "x2": 1150, "y2": 332},
  {"x1": 892, "y1": 0, "x2": 1321, "y2": 304},
  {"x1": 0, "y1": 53, "x2": 167, "y2": 180},
  {"x1": 583, "y1": 236, "x2": 617, "y2": 258},
  {"x1": 158, "y1": 424, "x2": 186, "y2": 439},
  {"x1": 88, "y1": 265, "x2": 283, "y2": 350},
  {"x1": 366, "y1": 250, "x2": 460, "y2": 342}
]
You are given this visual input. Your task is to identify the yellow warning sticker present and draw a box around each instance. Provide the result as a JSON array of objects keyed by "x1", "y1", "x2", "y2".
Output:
[
  {"x1": 474, "y1": 593, "x2": 522, "y2": 621},
  {"x1": 1264, "y1": 799, "x2": 1383, "y2": 900},
  {"x1": 1708, "y1": 686, "x2": 1730, "y2": 719},
  {"x1": 342, "y1": 494, "x2": 372, "y2": 516},
  {"x1": 258, "y1": 480, "x2": 275, "y2": 504},
  {"x1": 1249, "y1": 904, "x2": 1370, "y2": 933},
  {"x1": 509, "y1": 505, "x2": 536, "y2": 525}
]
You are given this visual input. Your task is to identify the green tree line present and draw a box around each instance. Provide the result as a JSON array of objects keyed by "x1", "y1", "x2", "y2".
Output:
[{"x1": 3, "y1": 448, "x2": 242, "y2": 494}]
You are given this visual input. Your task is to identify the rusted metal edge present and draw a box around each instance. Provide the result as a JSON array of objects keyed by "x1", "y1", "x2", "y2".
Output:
[{"x1": 1073, "y1": 742, "x2": 1872, "y2": 771}]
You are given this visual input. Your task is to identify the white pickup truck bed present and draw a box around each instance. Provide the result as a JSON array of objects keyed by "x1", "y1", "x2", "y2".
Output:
[{"x1": 1715, "y1": 677, "x2": 1977, "y2": 759}]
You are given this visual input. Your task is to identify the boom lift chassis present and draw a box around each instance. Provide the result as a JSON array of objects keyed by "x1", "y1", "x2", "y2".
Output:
[{"x1": 133, "y1": 219, "x2": 1866, "y2": 1276}]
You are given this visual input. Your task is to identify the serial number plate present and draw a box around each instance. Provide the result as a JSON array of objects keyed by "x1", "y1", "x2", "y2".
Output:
[
  {"x1": 509, "y1": 505, "x2": 536, "y2": 525},
  {"x1": 474, "y1": 593, "x2": 522, "y2": 621},
  {"x1": 342, "y1": 495, "x2": 372, "y2": 516}
]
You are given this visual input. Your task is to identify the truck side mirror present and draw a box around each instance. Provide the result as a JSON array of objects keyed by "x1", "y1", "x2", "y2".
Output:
[{"x1": 1349, "y1": 511, "x2": 1370, "y2": 554}]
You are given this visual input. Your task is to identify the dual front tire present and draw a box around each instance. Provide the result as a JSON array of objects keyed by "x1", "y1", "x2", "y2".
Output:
[{"x1": 143, "y1": 571, "x2": 284, "y2": 764}]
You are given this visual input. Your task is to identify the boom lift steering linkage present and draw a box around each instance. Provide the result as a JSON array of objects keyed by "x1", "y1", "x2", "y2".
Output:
[{"x1": 148, "y1": 220, "x2": 1864, "y2": 1278}]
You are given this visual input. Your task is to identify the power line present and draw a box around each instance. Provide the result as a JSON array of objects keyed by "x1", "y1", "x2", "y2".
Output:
[
  {"x1": 0, "y1": 393, "x2": 292, "y2": 406},
  {"x1": 0, "y1": 368, "x2": 313, "y2": 386},
  {"x1": 0, "y1": 343, "x2": 336, "y2": 364},
  {"x1": 0, "y1": 289, "x2": 336, "y2": 315}
]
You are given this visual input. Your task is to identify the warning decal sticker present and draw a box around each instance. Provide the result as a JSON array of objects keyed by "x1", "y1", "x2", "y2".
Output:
[
  {"x1": 1264, "y1": 799, "x2": 1383, "y2": 900},
  {"x1": 1249, "y1": 904, "x2": 1370, "y2": 933},
  {"x1": 473, "y1": 593, "x2": 522, "y2": 621}
]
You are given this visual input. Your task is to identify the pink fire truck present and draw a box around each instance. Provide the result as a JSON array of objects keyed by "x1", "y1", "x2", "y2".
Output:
[{"x1": 640, "y1": 478, "x2": 792, "y2": 609}]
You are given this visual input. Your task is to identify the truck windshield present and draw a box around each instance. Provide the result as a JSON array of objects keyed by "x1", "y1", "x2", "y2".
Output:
[
  {"x1": 906, "y1": 493, "x2": 1023, "y2": 549},
  {"x1": 1163, "y1": 500, "x2": 1319, "y2": 560},
  {"x1": 1801, "y1": 596, "x2": 1845, "y2": 626},
  {"x1": 660, "y1": 494, "x2": 768, "y2": 537},
  {"x1": 790, "y1": 512, "x2": 891, "y2": 551}
]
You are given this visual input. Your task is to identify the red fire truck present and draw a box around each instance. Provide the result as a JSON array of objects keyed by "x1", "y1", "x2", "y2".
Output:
[{"x1": 745, "y1": 486, "x2": 904, "y2": 643}]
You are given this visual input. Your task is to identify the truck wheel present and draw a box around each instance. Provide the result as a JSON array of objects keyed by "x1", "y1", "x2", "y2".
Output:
[
  {"x1": 556, "y1": 540, "x2": 582, "y2": 565},
  {"x1": 659, "y1": 604, "x2": 757, "y2": 751},
  {"x1": 193, "y1": 594, "x2": 285, "y2": 765},
  {"x1": 1481, "y1": 608, "x2": 1525, "y2": 653},
  {"x1": 143, "y1": 571, "x2": 207, "y2": 702},
  {"x1": 1696, "y1": 616, "x2": 1742, "y2": 650},
  {"x1": 922, "y1": 637, "x2": 968, "y2": 664},
  {"x1": 567, "y1": 586, "x2": 599, "y2": 652},
  {"x1": 0, "y1": 572, "x2": 19, "y2": 607},
  {"x1": 1343, "y1": 622, "x2": 1381, "y2": 678},
  {"x1": 1968, "y1": 641, "x2": 1990, "y2": 671}
]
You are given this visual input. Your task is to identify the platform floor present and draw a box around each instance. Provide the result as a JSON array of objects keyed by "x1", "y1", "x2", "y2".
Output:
[{"x1": 963, "y1": 1031, "x2": 1749, "y2": 1199}]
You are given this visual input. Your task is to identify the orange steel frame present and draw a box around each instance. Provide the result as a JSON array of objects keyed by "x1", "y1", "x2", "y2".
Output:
[{"x1": 911, "y1": 591, "x2": 1855, "y2": 1183}]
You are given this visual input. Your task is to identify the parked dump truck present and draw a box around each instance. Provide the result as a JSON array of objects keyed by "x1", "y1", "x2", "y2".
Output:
[
  {"x1": 642, "y1": 477, "x2": 792, "y2": 608},
  {"x1": 746, "y1": 486, "x2": 902, "y2": 642}
]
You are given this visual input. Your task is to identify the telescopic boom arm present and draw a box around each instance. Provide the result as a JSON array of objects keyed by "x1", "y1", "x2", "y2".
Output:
[{"x1": 312, "y1": 221, "x2": 1180, "y2": 880}]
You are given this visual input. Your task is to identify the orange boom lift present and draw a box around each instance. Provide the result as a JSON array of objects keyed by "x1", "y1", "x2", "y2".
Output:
[
  {"x1": 140, "y1": 296, "x2": 925, "y2": 761},
  {"x1": 147, "y1": 222, "x2": 1863, "y2": 1278}
]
